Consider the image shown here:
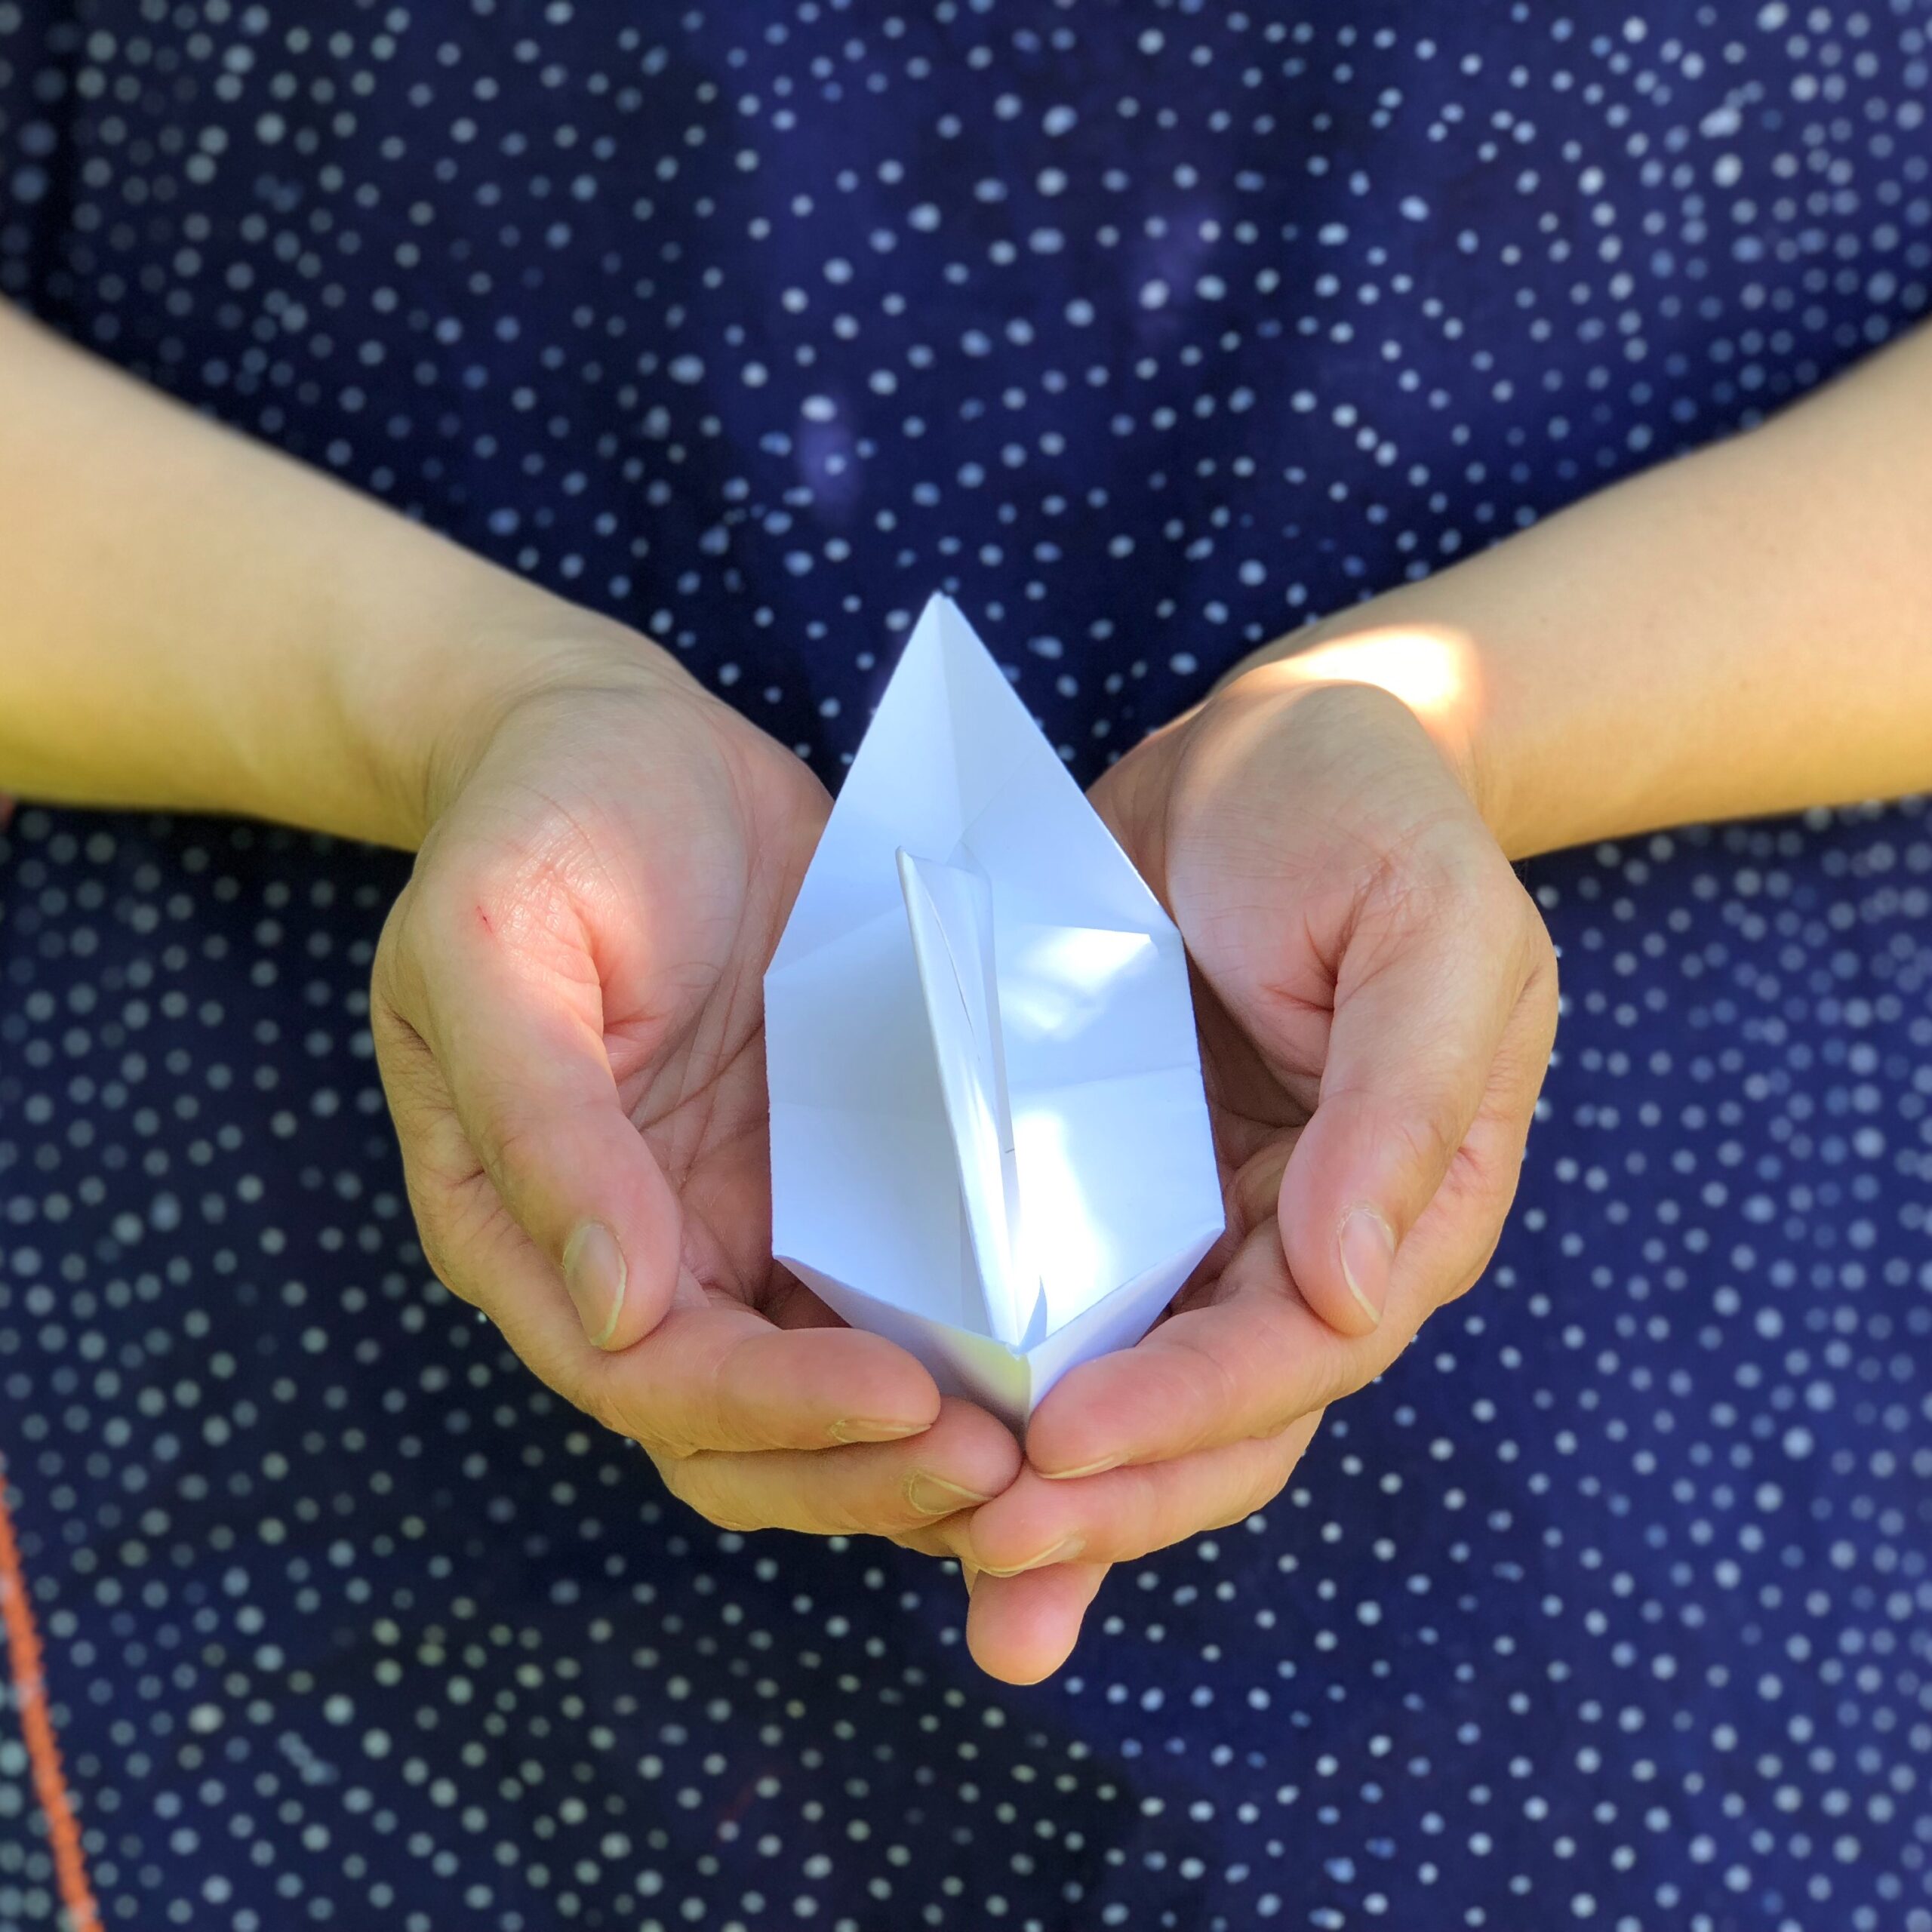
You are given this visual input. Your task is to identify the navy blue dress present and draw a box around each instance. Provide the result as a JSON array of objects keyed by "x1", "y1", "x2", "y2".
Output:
[{"x1": 5, "y1": 5, "x2": 1931, "y2": 1927}]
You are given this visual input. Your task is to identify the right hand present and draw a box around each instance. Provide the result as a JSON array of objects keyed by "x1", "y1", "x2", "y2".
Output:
[
  {"x1": 952, "y1": 666, "x2": 1558, "y2": 1681},
  {"x1": 371, "y1": 623, "x2": 1020, "y2": 1544}
]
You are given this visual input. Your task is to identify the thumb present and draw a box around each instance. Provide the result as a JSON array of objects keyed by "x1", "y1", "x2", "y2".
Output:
[
  {"x1": 1276, "y1": 858, "x2": 1526, "y2": 1339},
  {"x1": 416, "y1": 929, "x2": 683, "y2": 1354}
]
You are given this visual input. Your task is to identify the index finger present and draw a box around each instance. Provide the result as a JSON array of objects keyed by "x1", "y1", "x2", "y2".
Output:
[
  {"x1": 584, "y1": 1289, "x2": 945, "y2": 1455},
  {"x1": 445, "y1": 1226, "x2": 946, "y2": 1455}
]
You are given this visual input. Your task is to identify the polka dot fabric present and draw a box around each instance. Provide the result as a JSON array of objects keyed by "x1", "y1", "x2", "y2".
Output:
[{"x1": 2, "y1": 5, "x2": 1930, "y2": 1927}]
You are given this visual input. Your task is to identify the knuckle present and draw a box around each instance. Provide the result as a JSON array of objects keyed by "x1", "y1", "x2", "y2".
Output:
[
  {"x1": 580, "y1": 1367, "x2": 686, "y2": 1462},
  {"x1": 1216, "y1": 1459, "x2": 1291, "y2": 1533},
  {"x1": 654, "y1": 1460, "x2": 764, "y2": 1534},
  {"x1": 1305, "y1": 1337, "x2": 1377, "y2": 1417},
  {"x1": 1375, "y1": 1096, "x2": 1463, "y2": 1189},
  {"x1": 571, "y1": 1369, "x2": 635, "y2": 1445},
  {"x1": 401, "y1": 1183, "x2": 469, "y2": 1306},
  {"x1": 1159, "y1": 1336, "x2": 1247, "y2": 1457},
  {"x1": 469, "y1": 1110, "x2": 549, "y2": 1204},
  {"x1": 692, "y1": 1349, "x2": 747, "y2": 1456}
]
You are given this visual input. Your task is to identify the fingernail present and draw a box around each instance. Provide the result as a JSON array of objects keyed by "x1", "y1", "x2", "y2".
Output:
[
  {"x1": 1338, "y1": 1205, "x2": 1395, "y2": 1327},
  {"x1": 904, "y1": 1472, "x2": 996, "y2": 1517},
  {"x1": 1036, "y1": 1456, "x2": 1122, "y2": 1482},
  {"x1": 562, "y1": 1221, "x2": 626, "y2": 1349},
  {"x1": 981, "y1": 1535, "x2": 1084, "y2": 1578},
  {"x1": 827, "y1": 1417, "x2": 928, "y2": 1444}
]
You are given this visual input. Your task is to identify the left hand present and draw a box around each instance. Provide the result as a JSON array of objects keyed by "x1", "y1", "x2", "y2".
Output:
[
  {"x1": 943, "y1": 666, "x2": 1558, "y2": 1681},
  {"x1": 372, "y1": 627, "x2": 1020, "y2": 1552}
]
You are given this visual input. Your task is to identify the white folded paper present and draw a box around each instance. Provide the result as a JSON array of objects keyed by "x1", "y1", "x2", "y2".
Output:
[{"x1": 764, "y1": 594, "x2": 1225, "y2": 1431}]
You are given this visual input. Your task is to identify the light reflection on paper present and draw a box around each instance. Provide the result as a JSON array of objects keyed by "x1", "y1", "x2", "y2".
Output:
[
  {"x1": 998, "y1": 924, "x2": 1157, "y2": 1041},
  {"x1": 1012, "y1": 1101, "x2": 1109, "y2": 1328}
]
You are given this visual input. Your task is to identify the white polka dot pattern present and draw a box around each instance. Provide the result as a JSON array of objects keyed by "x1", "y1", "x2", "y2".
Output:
[
  {"x1": 5, "y1": 5, "x2": 1930, "y2": 777},
  {"x1": 3, "y1": 4, "x2": 1932, "y2": 1927},
  {"x1": 4, "y1": 810, "x2": 1930, "y2": 1925}
]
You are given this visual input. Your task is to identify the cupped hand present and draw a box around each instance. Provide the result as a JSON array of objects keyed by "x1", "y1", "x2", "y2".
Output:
[
  {"x1": 372, "y1": 628, "x2": 1020, "y2": 1546},
  {"x1": 955, "y1": 666, "x2": 1558, "y2": 1681}
]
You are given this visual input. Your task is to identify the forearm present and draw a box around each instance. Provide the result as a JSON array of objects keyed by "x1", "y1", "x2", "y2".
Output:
[
  {"x1": 0, "y1": 302, "x2": 648, "y2": 848},
  {"x1": 1236, "y1": 325, "x2": 1932, "y2": 858}
]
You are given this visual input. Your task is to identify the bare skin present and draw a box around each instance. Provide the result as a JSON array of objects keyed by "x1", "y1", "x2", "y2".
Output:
[{"x1": 7, "y1": 300, "x2": 1932, "y2": 1682}]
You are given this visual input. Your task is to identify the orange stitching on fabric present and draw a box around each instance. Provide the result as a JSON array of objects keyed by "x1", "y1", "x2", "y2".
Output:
[{"x1": 0, "y1": 1457, "x2": 100, "y2": 1932}]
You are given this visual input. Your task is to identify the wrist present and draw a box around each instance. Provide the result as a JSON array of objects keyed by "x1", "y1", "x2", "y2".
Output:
[
  {"x1": 1227, "y1": 612, "x2": 1512, "y2": 841},
  {"x1": 329, "y1": 552, "x2": 686, "y2": 849}
]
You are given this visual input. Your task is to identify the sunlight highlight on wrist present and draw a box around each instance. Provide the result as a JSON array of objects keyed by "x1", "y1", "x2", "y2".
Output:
[
  {"x1": 1240, "y1": 623, "x2": 1486, "y2": 808},
  {"x1": 1284, "y1": 624, "x2": 1478, "y2": 725}
]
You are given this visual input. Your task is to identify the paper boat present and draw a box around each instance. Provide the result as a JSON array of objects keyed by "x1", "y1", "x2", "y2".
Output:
[{"x1": 764, "y1": 595, "x2": 1225, "y2": 1431}]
